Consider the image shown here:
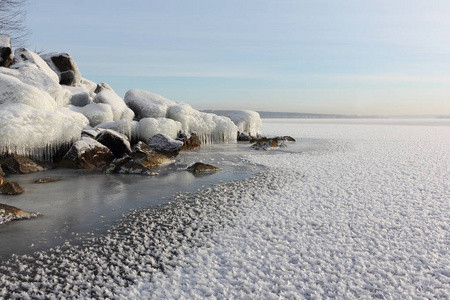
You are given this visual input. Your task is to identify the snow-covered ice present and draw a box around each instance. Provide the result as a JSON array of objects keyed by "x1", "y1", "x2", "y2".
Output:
[{"x1": 0, "y1": 119, "x2": 449, "y2": 298}]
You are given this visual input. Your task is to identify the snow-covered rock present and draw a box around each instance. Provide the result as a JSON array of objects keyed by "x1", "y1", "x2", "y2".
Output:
[
  {"x1": 0, "y1": 103, "x2": 88, "y2": 160},
  {"x1": 138, "y1": 117, "x2": 182, "y2": 142},
  {"x1": 94, "y1": 89, "x2": 135, "y2": 121},
  {"x1": 227, "y1": 110, "x2": 262, "y2": 136},
  {"x1": 148, "y1": 133, "x2": 183, "y2": 157},
  {"x1": 70, "y1": 92, "x2": 91, "y2": 107},
  {"x1": 60, "y1": 137, "x2": 114, "y2": 169},
  {"x1": 0, "y1": 34, "x2": 13, "y2": 67},
  {"x1": 124, "y1": 89, "x2": 176, "y2": 119},
  {"x1": 70, "y1": 103, "x2": 114, "y2": 127},
  {"x1": 168, "y1": 103, "x2": 238, "y2": 144},
  {"x1": 40, "y1": 52, "x2": 82, "y2": 86},
  {"x1": 95, "y1": 120, "x2": 139, "y2": 144},
  {"x1": 95, "y1": 129, "x2": 131, "y2": 158},
  {"x1": 0, "y1": 73, "x2": 57, "y2": 111},
  {"x1": 12, "y1": 48, "x2": 60, "y2": 83}
]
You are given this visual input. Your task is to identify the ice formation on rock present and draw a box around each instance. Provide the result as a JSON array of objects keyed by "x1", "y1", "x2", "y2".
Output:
[
  {"x1": 0, "y1": 47, "x2": 261, "y2": 160},
  {"x1": 0, "y1": 103, "x2": 88, "y2": 160},
  {"x1": 124, "y1": 89, "x2": 176, "y2": 119},
  {"x1": 70, "y1": 103, "x2": 114, "y2": 127},
  {"x1": 168, "y1": 103, "x2": 238, "y2": 144},
  {"x1": 94, "y1": 89, "x2": 135, "y2": 122},
  {"x1": 138, "y1": 118, "x2": 182, "y2": 142},
  {"x1": 227, "y1": 110, "x2": 262, "y2": 136}
]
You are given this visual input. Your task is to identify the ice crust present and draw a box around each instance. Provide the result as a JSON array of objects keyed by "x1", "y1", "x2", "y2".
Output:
[
  {"x1": 0, "y1": 121, "x2": 448, "y2": 298},
  {"x1": 94, "y1": 89, "x2": 135, "y2": 122}
]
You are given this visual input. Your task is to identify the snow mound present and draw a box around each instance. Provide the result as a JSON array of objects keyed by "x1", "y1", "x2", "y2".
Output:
[
  {"x1": 94, "y1": 89, "x2": 135, "y2": 122},
  {"x1": 124, "y1": 89, "x2": 176, "y2": 119},
  {"x1": 0, "y1": 73, "x2": 57, "y2": 112},
  {"x1": 0, "y1": 103, "x2": 88, "y2": 160},
  {"x1": 167, "y1": 103, "x2": 238, "y2": 143},
  {"x1": 227, "y1": 110, "x2": 262, "y2": 136},
  {"x1": 138, "y1": 117, "x2": 182, "y2": 142},
  {"x1": 70, "y1": 103, "x2": 114, "y2": 127}
]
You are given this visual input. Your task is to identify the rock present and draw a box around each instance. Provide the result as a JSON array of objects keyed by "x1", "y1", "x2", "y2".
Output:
[
  {"x1": 250, "y1": 138, "x2": 279, "y2": 151},
  {"x1": 0, "y1": 181, "x2": 24, "y2": 195},
  {"x1": 148, "y1": 133, "x2": 183, "y2": 157},
  {"x1": 35, "y1": 178, "x2": 59, "y2": 184},
  {"x1": 60, "y1": 137, "x2": 114, "y2": 169},
  {"x1": 95, "y1": 129, "x2": 131, "y2": 158},
  {"x1": 104, "y1": 141, "x2": 172, "y2": 176},
  {"x1": 94, "y1": 82, "x2": 114, "y2": 94},
  {"x1": 0, "y1": 165, "x2": 4, "y2": 176},
  {"x1": 1, "y1": 154, "x2": 44, "y2": 174},
  {"x1": 0, "y1": 203, "x2": 31, "y2": 224},
  {"x1": 40, "y1": 52, "x2": 82, "y2": 86},
  {"x1": 81, "y1": 128, "x2": 103, "y2": 139},
  {"x1": 70, "y1": 91, "x2": 91, "y2": 107},
  {"x1": 237, "y1": 132, "x2": 252, "y2": 141},
  {"x1": 274, "y1": 136, "x2": 296, "y2": 142},
  {"x1": 0, "y1": 34, "x2": 13, "y2": 67},
  {"x1": 178, "y1": 133, "x2": 201, "y2": 151},
  {"x1": 187, "y1": 162, "x2": 220, "y2": 173},
  {"x1": 0, "y1": 175, "x2": 7, "y2": 186}
]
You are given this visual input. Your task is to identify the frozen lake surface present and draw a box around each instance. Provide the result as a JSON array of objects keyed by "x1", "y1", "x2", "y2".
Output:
[{"x1": 0, "y1": 119, "x2": 449, "y2": 298}]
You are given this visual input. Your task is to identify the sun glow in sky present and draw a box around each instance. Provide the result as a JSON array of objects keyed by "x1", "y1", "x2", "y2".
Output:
[{"x1": 25, "y1": 0, "x2": 450, "y2": 115}]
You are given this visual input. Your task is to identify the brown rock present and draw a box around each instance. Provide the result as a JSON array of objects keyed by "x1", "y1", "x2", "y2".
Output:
[
  {"x1": 250, "y1": 138, "x2": 279, "y2": 151},
  {"x1": 0, "y1": 175, "x2": 7, "y2": 186},
  {"x1": 0, "y1": 166, "x2": 5, "y2": 176},
  {"x1": 1, "y1": 154, "x2": 44, "y2": 174},
  {"x1": 187, "y1": 162, "x2": 220, "y2": 173},
  {"x1": 60, "y1": 137, "x2": 114, "y2": 169},
  {"x1": 0, "y1": 203, "x2": 30, "y2": 218},
  {"x1": 148, "y1": 134, "x2": 183, "y2": 157},
  {"x1": 274, "y1": 136, "x2": 296, "y2": 142},
  {"x1": 104, "y1": 142, "x2": 172, "y2": 176},
  {"x1": 95, "y1": 129, "x2": 131, "y2": 158},
  {"x1": 35, "y1": 178, "x2": 59, "y2": 184},
  {"x1": 0, "y1": 181, "x2": 24, "y2": 195},
  {"x1": 179, "y1": 133, "x2": 201, "y2": 151}
]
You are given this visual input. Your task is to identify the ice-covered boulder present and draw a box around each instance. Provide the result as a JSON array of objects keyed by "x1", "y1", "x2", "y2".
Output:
[
  {"x1": 148, "y1": 133, "x2": 183, "y2": 157},
  {"x1": 40, "y1": 52, "x2": 82, "y2": 86},
  {"x1": 94, "y1": 89, "x2": 134, "y2": 121},
  {"x1": 60, "y1": 137, "x2": 114, "y2": 169},
  {"x1": 0, "y1": 34, "x2": 13, "y2": 67},
  {"x1": 138, "y1": 117, "x2": 182, "y2": 142},
  {"x1": 167, "y1": 103, "x2": 238, "y2": 144},
  {"x1": 0, "y1": 73, "x2": 57, "y2": 111},
  {"x1": 0, "y1": 103, "x2": 89, "y2": 160},
  {"x1": 70, "y1": 103, "x2": 114, "y2": 127},
  {"x1": 95, "y1": 129, "x2": 131, "y2": 158},
  {"x1": 70, "y1": 92, "x2": 91, "y2": 107},
  {"x1": 2, "y1": 57, "x2": 72, "y2": 108},
  {"x1": 1, "y1": 154, "x2": 44, "y2": 174},
  {"x1": 124, "y1": 89, "x2": 176, "y2": 119},
  {"x1": 95, "y1": 120, "x2": 139, "y2": 144},
  {"x1": 227, "y1": 110, "x2": 262, "y2": 137},
  {"x1": 12, "y1": 48, "x2": 60, "y2": 83}
]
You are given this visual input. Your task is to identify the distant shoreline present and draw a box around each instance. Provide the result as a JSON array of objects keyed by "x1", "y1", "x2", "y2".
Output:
[{"x1": 202, "y1": 110, "x2": 450, "y2": 119}]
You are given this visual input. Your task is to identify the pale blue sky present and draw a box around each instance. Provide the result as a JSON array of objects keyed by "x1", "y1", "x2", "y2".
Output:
[{"x1": 24, "y1": 0, "x2": 450, "y2": 115}]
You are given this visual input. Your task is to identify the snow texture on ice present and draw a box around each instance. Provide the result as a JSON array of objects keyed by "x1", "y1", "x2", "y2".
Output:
[
  {"x1": 0, "y1": 120, "x2": 448, "y2": 299},
  {"x1": 94, "y1": 89, "x2": 135, "y2": 122}
]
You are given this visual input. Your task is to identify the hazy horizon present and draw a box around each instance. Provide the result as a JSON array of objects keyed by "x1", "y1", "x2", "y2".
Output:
[{"x1": 24, "y1": 1, "x2": 450, "y2": 115}]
